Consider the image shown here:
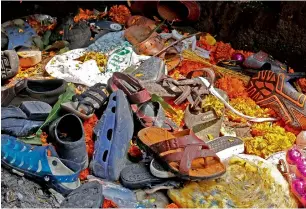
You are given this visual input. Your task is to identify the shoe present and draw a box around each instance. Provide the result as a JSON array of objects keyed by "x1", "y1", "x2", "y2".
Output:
[
  {"x1": 90, "y1": 90, "x2": 134, "y2": 181},
  {"x1": 1, "y1": 134, "x2": 81, "y2": 195},
  {"x1": 1, "y1": 50, "x2": 19, "y2": 80},
  {"x1": 1, "y1": 101, "x2": 52, "y2": 137},
  {"x1": 1, "y1": 32, "x2": 8, "y2": 50},
  {"x1": 247, "y1": 70, "x2": 306, "y2": 130},
  {"x1": 49, "y1": 114, "x2": 88, "y2": 170},
  {"x1": 63, "y1": 21, "x2": 91, "y2": 50},
  {"x1": 60, "y1": 181, "x2": 104, "y2": 208},
  {"x1": 61, "y1": 83, "x2": 109, "y2": 120},
  {"x1": 1, "y1": 79, "x2": 67, "y2": 107}
]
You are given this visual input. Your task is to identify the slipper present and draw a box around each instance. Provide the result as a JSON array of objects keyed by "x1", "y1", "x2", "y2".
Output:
[
  {"x1": 60, "y1": 181, "x2": 104, "y2": 208},
  {"x1": 138, "y1": 127, "x2": 226, "y2": 180},
  {"x1": 184, "y1": 88, "x2": 228, "y2": 141},
  {"x1": 120, "y1": 163, "x2": 166, "y2": 189},
  {"x1": 136, "y1": 191, "x2": 170, "y2": 208},
  {"x1": 107, "y1": 72, "x2": 151, "y2": 105},
  {"x1": 90, "y1": 90, "x2": 134, "y2": 181},
  {"x1": 61, "y1": 83, "x2": 109, "y2": 120},
  {"x1": 124, "y1": 25, "x2": 165, "y2": 56},
  {"x1": 123, "y1": 56, "x2": 166, "y2": 83},
  {"x1": 150, "y1": 136, "x2": 244, "y2": 178},
  {"x1": 136, "y1": 101, "x2": 178, "y2": 130},
  {"x1": 247, "y1": 70, "x2": 306, "y2": 130},
  {"x1": 1, "y1": 134, "x2": 81, "y2": 195}
]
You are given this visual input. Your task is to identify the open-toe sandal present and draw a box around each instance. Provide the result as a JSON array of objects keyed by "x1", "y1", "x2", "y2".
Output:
[
  {"x1": 138, "y1": 127, "x2": 226, "y2": 180},
  {"x1": 108, "y1": 72, "x2": 151, "y2": 105},
  {"x1": 61, "y1": 83, "x2": 108, "y2": 120}
]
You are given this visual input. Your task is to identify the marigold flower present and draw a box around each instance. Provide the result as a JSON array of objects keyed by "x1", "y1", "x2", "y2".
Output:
[
  {"x1": 215, "y1": 76, "x2": 249, "y2": 99},
  {"x1": 109, "y1": 5, "x2": 131, "y2": 24},
  {"x1": 83, "y1": 114, "x2": 98, "y2": 158}
]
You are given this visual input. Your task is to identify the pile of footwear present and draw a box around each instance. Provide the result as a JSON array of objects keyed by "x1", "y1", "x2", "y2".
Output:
[{"x1": 1, "y1": 1, "x2": 306, "y2": 208}]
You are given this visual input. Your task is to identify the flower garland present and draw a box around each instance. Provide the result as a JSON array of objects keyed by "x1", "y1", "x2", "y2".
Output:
[
  {"x1": 109, "y1": 5, "x2": 131, "y2": 24},
  {"x1": 215, "y1": 76, "x2": 249, "y2": 99}
]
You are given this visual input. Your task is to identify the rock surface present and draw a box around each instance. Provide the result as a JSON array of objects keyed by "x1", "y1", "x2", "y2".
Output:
[{"x1": 1, "y1": 168, "x2": 61, "y2": 208}]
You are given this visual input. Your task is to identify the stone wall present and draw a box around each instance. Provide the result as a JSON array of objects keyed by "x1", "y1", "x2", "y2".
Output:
[{"x1": 2, "y1": 1, "x2": 306, "y2": 72}]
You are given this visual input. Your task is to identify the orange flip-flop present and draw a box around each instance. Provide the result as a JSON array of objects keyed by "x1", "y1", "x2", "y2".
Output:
[{"x1": 137, "y1": 127, "x2": 226, "y2": 180}]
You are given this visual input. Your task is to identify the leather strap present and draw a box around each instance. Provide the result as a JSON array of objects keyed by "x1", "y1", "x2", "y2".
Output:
[
  {"x1": 163, "y1": 144, "x2": 218, "y2": 174},
  {"x1": 150, "y1": 130, "x2": 206, "y2": 153},
  {"x1": 111, "y1": 72, "x2": 151, "y2": 104},
  {"x1": 14, "y1": 79, "x2": 28, "y2": 95}
]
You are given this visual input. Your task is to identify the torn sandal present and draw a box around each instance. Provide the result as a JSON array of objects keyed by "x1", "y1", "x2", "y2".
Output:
[
  {"x1": 61, "y1": 83, "x2": 108, "y2": 120},
  {"x1": 138, "y1": 127, "x2": 226, "y2": 180}
]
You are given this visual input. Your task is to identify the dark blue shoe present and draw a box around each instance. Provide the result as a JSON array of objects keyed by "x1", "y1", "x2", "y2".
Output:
[
  {"x1": 1, "y1": 135, "x2": 81, "y2": 195},
  {"x1": 49, "y1": 114, "x2": 88, "y2": 170},
  {"x1": 1, "y1": 106, "x2": 44, "y2": 137}
]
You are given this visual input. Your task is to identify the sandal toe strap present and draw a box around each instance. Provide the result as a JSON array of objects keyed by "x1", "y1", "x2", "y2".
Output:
[{"x1": 162, "y1": 145, "x2": 219, "y2": 174}]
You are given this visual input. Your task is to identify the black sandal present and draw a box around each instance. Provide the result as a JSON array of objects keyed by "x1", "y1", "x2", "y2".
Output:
[{"x1": 61, "y1": 83, "x2": 109, "y2": 120}]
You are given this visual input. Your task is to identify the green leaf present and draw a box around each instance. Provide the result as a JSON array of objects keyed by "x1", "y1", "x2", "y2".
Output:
[
  {"x1": 39, "y1": 83, "x2": 76, "y2": 129},
  {"x1": 42, "y1": 30, "x2": 51, "y2": 46},
  {"x1": 20, "y1": 84, "x2": 76, "y2": 145},
  {"x1": 151, "y1": 94, "x2": 177, "y2": 116}
]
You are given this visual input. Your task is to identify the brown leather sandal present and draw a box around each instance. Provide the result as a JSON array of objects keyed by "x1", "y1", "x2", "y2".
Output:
[
  {"x1": 138, "y1": 127, "x2": 226, "y2": 180},
  {"x1": 124, "y1": 25, "x2": 165, "y2": 56},
  {"x1": 126, "y1": 15, "x2": 157, "y2": 30},
  {"x1": 142, "y1": 68, "x2": 215, "y2": 105}
]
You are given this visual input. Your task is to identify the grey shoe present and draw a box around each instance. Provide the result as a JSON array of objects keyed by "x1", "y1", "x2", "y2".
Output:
[{"x1": 49, "y1": 114, "x2": 88, "y2": 170}]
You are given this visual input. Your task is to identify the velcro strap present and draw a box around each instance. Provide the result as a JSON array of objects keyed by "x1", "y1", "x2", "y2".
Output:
[{"x1": 14, "y1": 79, "x2": 28, "y2": 94}]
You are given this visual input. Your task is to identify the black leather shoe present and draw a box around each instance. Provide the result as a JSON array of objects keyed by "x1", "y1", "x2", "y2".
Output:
[{"x1": 1, "y1": 79, "x2": 67, "y2": 107}]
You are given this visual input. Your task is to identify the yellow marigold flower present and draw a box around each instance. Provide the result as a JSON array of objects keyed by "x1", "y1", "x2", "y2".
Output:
[
  {"x1": 226, "y1": 97, "x2": 272, "y2": 123},
  {"x1": 202, "y1": 95, "x2": 224, "y2": 118}
]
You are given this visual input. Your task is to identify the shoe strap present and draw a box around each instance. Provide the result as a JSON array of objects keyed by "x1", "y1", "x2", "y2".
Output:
[{"x1": 14, "y1": 79, "x2": 28, "y2": 95}]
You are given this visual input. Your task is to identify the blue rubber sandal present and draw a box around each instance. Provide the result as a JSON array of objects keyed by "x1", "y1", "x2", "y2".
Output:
[
  {"x1": 1, "y1": 135, "x2": 81, "y2": 195},
  {"x1": 90, "y1": 90, "x2": 134, "y2": 181}
]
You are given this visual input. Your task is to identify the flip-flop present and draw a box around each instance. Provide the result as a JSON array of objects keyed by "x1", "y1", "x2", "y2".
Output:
[
  {"x1": 1, "y1": 134, "x2": 81, "y2": 195},
  {"x1": 61, "y1": 83, "x2": 109, "y2": 120},
  {"x1": 120, "y1": 163, "x2": 166, "y2": 189},
  {"x1": 247, "y1": 70, "x2": 306, "y2": 130},
  {"x1": 90, "y1": 90, "x2": 134, "y2": 181},
  {"x1": 126, "y1": 16, "x2": 156, "y2": 30},
  {"x1": 138, "y1": 127, "x2": 226, "y2": 180},
  {"x1": 107, "y1": 72, "x2": 151, "y2": 105},
  {"x1": 123, "y1": 56, "x2": 166, "y2": 83},
  {"x1": 89, "y1": 20, "x2": 122, "y2": 32},
  {"x1": 150, "y1": 136, "x2": 244, "y2": 178},
  {"x1": 60, "y1": 181, "x2": 104, "y2": 208}
]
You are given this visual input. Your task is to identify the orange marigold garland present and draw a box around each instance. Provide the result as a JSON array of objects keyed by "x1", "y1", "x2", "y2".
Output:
[
  {"x1": 74, "y1": 8, "x2": 107, "y2": 23},
  {"x1": 79, "y1": 168, "x2": 90, "y2": 181},
  {"x1": 215, "y1": 76, "x2": 249, "y2": 99},
  {"x1": 83, "y1": 114, "x2": 98, "y2": 159},
  {"x1": 109, "y1": 5, "x2": 131, "y2": 24},
  {"x1": 103, "y1": 199, "x2": 118, "y2": 208},
  {"x1": 166, "y1": 203, "x2": 180, "y2": 208},
  {"x1": 172, "y1": 60, "x2": 208, "y2": 77}
]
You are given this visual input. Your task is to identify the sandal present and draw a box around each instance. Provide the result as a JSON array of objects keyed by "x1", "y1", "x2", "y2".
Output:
[
  {"x1": 143, "y1": 68, "x2": 215, "y2": 106},
  {"x1": 61, "y1": 83, "x2": 109, "y2": 120},
  {"x1": 247, "y1": 70, "x2": 306, "y2": 130},
  {"x1": 150, "y1": 136, "x2": 244, "y2": 178},
  {"x1": 126, "y1": 15, "x2": 156, "y2": 30},
  {"x1": 108, "y1": 72, "x2": 151, "y2": 105},
  {"x1": 90, "y1": 90, "x2": 134, "y2": 181},
  {"x1": 1, "y1": 134, "x2": 81, "y2": 195},
  {"x1": 124, "y1": 25, "x2": 165, "y2": 56},
  {"x1": 137, "y1": 127, "x2": 226, "y2": 180}
]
